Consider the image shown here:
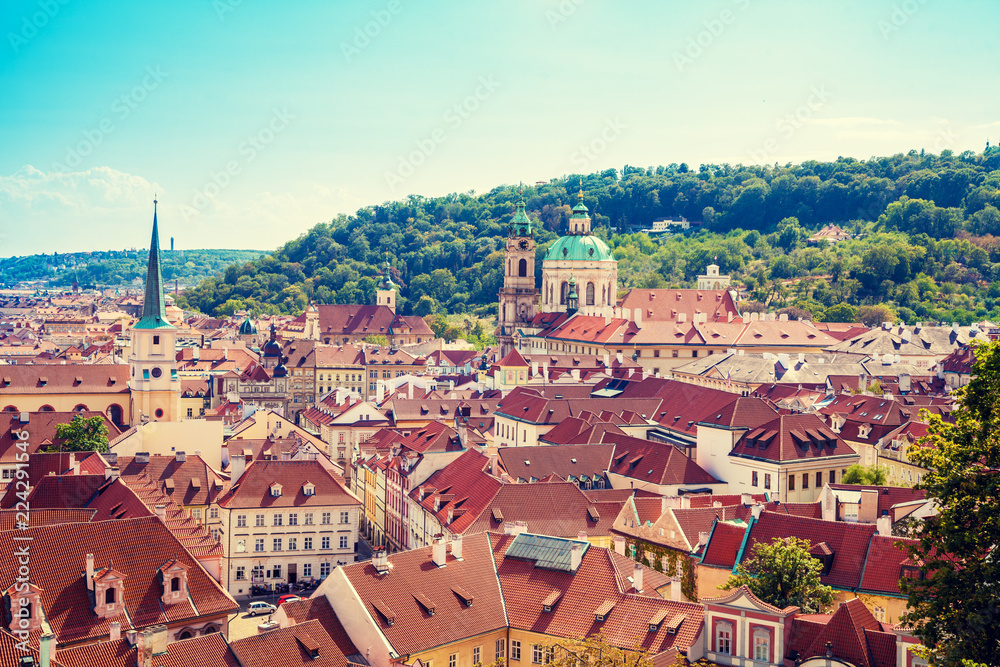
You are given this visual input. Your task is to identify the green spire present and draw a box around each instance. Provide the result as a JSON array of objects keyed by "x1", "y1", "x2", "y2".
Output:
[
  {"x1": 509, "y1": 185, "x2": 533, "y2": 237},
  {"x1": 134, "y1": 198, "x2": 173, "y2": 330}
]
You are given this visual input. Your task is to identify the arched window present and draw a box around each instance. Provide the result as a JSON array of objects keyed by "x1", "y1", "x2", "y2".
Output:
[
  {"x1": 586, "y1": 282, "x2": 595, "y2": 306},
  {"x1": 105, "y1": 587, "x2": 116, "y2": 604},
  {"x1": 178, "y1": 630, "x2": 193, "y2": 640},
  {"x1": 560, "y1": 282, "x2": 569, "y2": 305},
  {"x1": 202, "y1": 625, "x2": 219, "y2": 635},
  {"x1": 602, "y1": 285, "x2": 606, "y2": 305},
  {"x1": 107, "y1": 404, "x2": 124, "y2": 427},
  {"x1": 39, "y1": 405, "x2": 54, "y2": 412},
  {"x1": 2, "y1": 406, "x2": 17, "y2": 413},
  {"x1": 518, "y1": 258, "x2": 527, "y2": 277},
  {"x1": 74, "y1": 404, "x2": 88, "y2": 412}
]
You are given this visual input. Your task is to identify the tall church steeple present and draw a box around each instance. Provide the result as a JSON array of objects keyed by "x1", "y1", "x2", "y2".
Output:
[
  {"x1": 498, "y1": 188, "x2": 539, "y2": 356},
  {"x1": 135, "y1": 197, "x2": 173, "y2": 330},
  {"x1": 129, "y1": 198, "x2": 180, "y2": 424}
]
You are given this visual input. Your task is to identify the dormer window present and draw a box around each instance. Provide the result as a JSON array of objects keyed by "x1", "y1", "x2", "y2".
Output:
[
  {"x1": 270, "y1": 482, "x2": 283, "y2": 497},
  {"x1": 303, "y1": 482, "x2": 315, "y2": 496},
  {"x1": 3, "y1": 582, "x2": 43, "y2": 632},
  {"x1": 158, "y1": 558, "x2": 189, "y2": 605},
  {"x1": 92, "y1": 563, "x2": 127, "y2": 619}
]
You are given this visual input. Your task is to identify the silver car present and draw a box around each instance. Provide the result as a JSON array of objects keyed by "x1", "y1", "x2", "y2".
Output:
[{"x1": 247, "y1": 601, "x2": 277, "y2": 616}]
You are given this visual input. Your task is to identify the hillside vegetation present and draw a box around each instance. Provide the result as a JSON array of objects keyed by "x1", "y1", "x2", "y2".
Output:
[{"x1": 177, "y1": 147, "x2": 1000, "y2": 326}]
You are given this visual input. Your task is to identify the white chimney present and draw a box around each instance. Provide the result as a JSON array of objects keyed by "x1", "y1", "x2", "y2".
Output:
[
  {"x1": 432, "y1": 536, "x2": 447, "y2": 567},
  {"x1": 451, "y1": 533, "x2": 463, "y2": 559},
  {"x1": 105, "y1": 466, "x2": 120, "y2": 482},
  {"x1": 616, "y1": 351, "x2": 623, "y2": 365},
  {"x1": 712, "y1": 501, "x2": 722, "y2": 508},
  {"x1": 230, "y1": 454, "x2": 247, "y2": 482},
  {"x1": 40, "y1": 633, "x2": 55, "y2": 667},
  {"x1": 680, "y1": 495, "x2": 691, "y2": 509},
  {"x1": 741, "y1": 493, "x2": 752, "y2": 506},
  {"x1": 86, "y1": 553, "x2": 95, "y2": 591},
  {"x1": 155, "y1": 505, "x2": 166, "y2": 522},
  {"x1": 577, "y1": 530, "x2": 588, "y2": 541},
  {"x1": 632, "y1": 563, "x2": 643, "y2": 593},
  {"x1": 570, "y1": 543, "x2": 584, "y2": 571},
  {"x1": 751, "y1": 503, "x2": 764, "y2": 520},
  {"x1": 109, "y1": 622, "x2": 121, "y2": 642},
  {"x1": 532, "y1": 361, "x2": 539, "y2": 377},
  {"x1": 669, "y1": 577, "x2": 682, "y2": 602},
  {"x1": 571, "y1": 369, "x2": 581, "y2": 382},
  {"x1": 634, "y1": 308, "x2": 642, "y2": 327},
  {"x1": 877, "y1": 514, "x2": 892, "y2": 536},
  {"x1": 603, "y1": 353, "x2": 610, "y2": 369},
  {"x1": 175, "y1": 451, "x2": 186, "y2": 463},
  {"x1": 613, "y1": 535, "x2": 626, "y2": 556},
  {"x1": 514, "y1": 520, "x2": 528, "y2": 535},
  {"x1": 126, "y1": 629, "x2": 138, "y2": 646},
  {"x1": 543, "y1": 362, "x2": 550, "y2": 379},
  {"x1": 408, "y1": 382, "x2": 414, "y2": 400},
  {"x1": 699, "y1": 531, "x2": 709, "y2": 547}
]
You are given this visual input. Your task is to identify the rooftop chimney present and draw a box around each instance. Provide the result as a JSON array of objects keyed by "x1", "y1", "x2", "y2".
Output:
[
  {"x1": 632, "y1": 563, "x2": 643, "y2": 593},
  {"x1": 105, "y1": 466, "x2": 120, "y2": 482},
  {"x1": 876, "y1": 514, "x2": 892, "y2": 537},
  {"x1": 104, "y1": 452, "x2": 118, "y2": 466},
  {"x1": 135, "y1": 451, "x2": 150, "y2": 464},
  {"x1": 613, "y1": 535, "x2": 626, "y2": 556},
  {"x1": 230, "y1": 454, "x2": 247, "y2": 482},
  {"x1": 669, "y1": 577, "x2": 682, "y2": 602},
  {"x1": 751, "y1": 503, "x2": 764, "y2": 520},
  {"x1": 175, "y1": 451, "x2": 186, "y2": 463},
  {"x1": 698, "y1": 531, "x2": 709, "y2": 547},
  {"x1": 451, "y1": 533, "x2": 463, "y2": 559},
  {"x1": 680, "y1": 495, "x2": 691, "y2": 509},
  {"x1": 570, "y1": 543, "x2": 584, "y2": 571},
  {"x1": 372, "y1": 546, "x2": 390, "y2": 575},
  {"x1": 40, "y1": 633, "x2": 55, "y2": 667},
  {"x1": 126, "y1": 629, "x2": 138, "y2": 646},
  {"x1": 86, "y1": 553, "x2": 95, "y2": 591},
  {"x1": 577, "y1": 530, "x2": 588, "y2": 541},
  {"x1": 740, "y1": 493, "x2": 752, "y2": 506},
  {"x1": 432, "y1": 536, "x2": 447, "y2": 567},
  {"x1": 109, "y1": 622, "x2": 121, "y2": 642},
  {"x1": 154, "y1": 505, "x2": 166, "y2": 522}
]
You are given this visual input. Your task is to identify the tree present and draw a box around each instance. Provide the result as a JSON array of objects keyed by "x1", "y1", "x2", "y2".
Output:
[
  {"x1": 858, "y1": 304, "x2": 896, "y2": 327},
  {"x1": 363, "y1": 334, "x2": 388, "y2": 346},
  {"x1": 821, "y1": 303, "x2": 858, "y2": 323},
  {"x1": 900, "y1": 340, "x2": 1000, "y2": 666},
  {"x1": 720, "y1": 536, "x2": 834, "y2": 613},
  {"x1": 841, "y1": 464, "x2": 888, "y2": 485},
  {"x1": 53, "y1": 415, "x2": 110, "y2": 453},
  {"x1": 544, "y1": 632, "x2": 651, "y2": 667}
]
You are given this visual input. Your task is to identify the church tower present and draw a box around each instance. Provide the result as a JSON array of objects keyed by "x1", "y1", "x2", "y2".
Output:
[
  {"x1": 376, "y1": 260, "x2": 397, "y2": 312},
  {"x1": 129, "y1": 199, "x2": 180, "y2": 424},
  {"x1": 498, "y1": 195, "x2": 539, "y2": 356}
]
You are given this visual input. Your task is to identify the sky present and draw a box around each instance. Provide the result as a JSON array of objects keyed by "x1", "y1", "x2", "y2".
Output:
[{"x1": 0, "y1": 0, "x2": 997, "y2": 257}]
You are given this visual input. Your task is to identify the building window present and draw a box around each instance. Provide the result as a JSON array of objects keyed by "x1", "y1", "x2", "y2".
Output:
[
  {"x1": 339, "y1": 535, "x2": 349, "y2": 549},
  {"x1": 273, "y1": 538, "x2": 282, "y2": 551},
  {"x1": 255, "y1": 514, "x2": 265, "y2": 527},
  {"x1": 192, "y1": 508, "x2": 202, "y2": 521},
  {"x1": 255, "y1": 539, "x2": 264, "y2": 552},
  {"x1": 273, "y1": 565, "x2": 281, "y2": 579},
  {"x1": 533, "y1": 645, "x2": 543, "y2": 664},
  {"x1": 322, "y1": 536, "x2": 331, "y2": 550},
  {"x1": 716, "y1": 622, "x2": 732, "y2": 655},
  {"x1": 816, "y1": 471, "x2": 823, "y2": 488},
  {"x1": 496, "y1": 639, "x2": 506, "y2": 660},
  {"x1": 209, "y1": 507, "x2": 219, "y2": 519},
  {"x1": 449, "y1": 654, "x2": 457, "y2": 667},
  {"x1": 273, "y1": 514, "x2": 283, "y2": 527},
  {"x1": 236, "y1": 566, "x2": 246, "y2": 580},
  {"x1": 236, "y1": 539, "x2": 246, "y2": 553},
  {"x1": 802, "y1": 473, "x2": 809, "y2": 489},
  {"x1": 753, "y1": 629, "x2": 770, "y2": 662},
  {"x1": 304, "y1": 537, "x2": 313, "y2": 550},
  {"x1": 288, "y1": 538, "x2": 298, "y2": 551},
  {"x1": 830, "y1": 470, "x2": 836, "y2": 484},
  {"x1": 320, "y1": 562, "x2": 331, "y2": 578},
  {"x1": 289, "y1": 513, "x2": 298, "y2": 526},
  {"x1": 187, "y1": 408, "x2": 193, "y2": 417},
  {"x1": 340, "y1": 511, "x2": 350, "y2": 524},
  {"x1": 764, "y1": 473, "x2": 771, "y2": 490},
  {"x1": 237, "y1": 515, "x2": 247, "y2": 528},
  {"x1": 303, "y1": 563, "x2": 312, "y2": 577},
  {"x1": 671, "y1": 349, "x2": 678, "y2": 358},
  {"x1": 305, "y1": 513, "x2": 314, "y2": 525},
  {"x1": 474, "y1": 646, "x2": 482, "y2": 666},
  {"x1": 788, "y1": 474, "x2": 795, "y2": 491},
  {"x1": 586, "y1": 282, "x2": 595, "y2": 306},
  {"x1": 511, "y1": 640, "x2": 521, "y2": 662},
  {"x1": 322, "y1": 512, "x2": 332, "y2": 525},
  {"x1": 752, "y1": 471, "x2": 758, "y2": 487},
  {"x1": 874, "y1": 606, "x2": 885, "y2": 622}
]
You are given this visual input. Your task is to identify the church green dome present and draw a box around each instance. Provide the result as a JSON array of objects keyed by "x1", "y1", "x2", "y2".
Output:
[
  {"x1": 238, "y1": 317, "x2": 257, "y2": 336},
  {"x1": 544, "y1": 234, "x2": 614, "y2": 262}
]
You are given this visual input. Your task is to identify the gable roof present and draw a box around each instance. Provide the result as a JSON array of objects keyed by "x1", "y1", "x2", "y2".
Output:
[{"x1": 732, "y1": 413, "x2": 857, "y2": 463}]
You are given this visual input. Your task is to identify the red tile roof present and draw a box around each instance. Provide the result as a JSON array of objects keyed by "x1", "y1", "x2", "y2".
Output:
[
  {"x1": 340, "y1": 533, "x2": 507, "y2": 656},
  {"x1": 603, "y1": 434, "x2": 720, "y2": 487},
  {"x1": 278, "y1": 596, "x2": 359, "y2": 659},
  {"x1": 231, "y1": 619, "x2": 351, "y2": 667},
  {"x1": 0, "y1": 516, "x2": 237, "y2": 646},
  {"x1": 409, "y1": 449, "x2": 502, "y2": 535},
  {"x1": 498, "y1": 444, "x2": 614, "y2": 483},
  {"x1": 218, "y1": 459, "x2": 360, "y2": 509},
  {"x1": 744, "y1": 511, "x2": 877, "y2": 589},
  {"x1": 56, "y1": 633, "x2": 241, "y2": 667},
  {"x1": 463, "y1": 483, "x2": 623, "y2": 538},
  {"x1": 700, "y1": 520, "x2": 747, "y2": 569},
  {"x1": 1, "y1": 411, "x2": 122, "y2": 463},
  {"x1": 858, "y1": 535, "x2": 918, "y2": 596},
  {"x1": 618, "y1": 289, "x2": 739, "y2": 323},
  {"x1": 732, "y1": 413, "x2": 858, "y2": 463}
]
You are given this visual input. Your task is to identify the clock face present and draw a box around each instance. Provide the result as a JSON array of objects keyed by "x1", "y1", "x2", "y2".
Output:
[
  {"x1": 151, "y1": 367, "x2": 163, "y2": 379},
  {"x1": 518, "y1": 239, "x2": 530, "y2": 250}
]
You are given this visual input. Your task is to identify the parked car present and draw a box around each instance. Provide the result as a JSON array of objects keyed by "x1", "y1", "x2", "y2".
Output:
[
  {"x1": 247, "y1": 601, "x2": 277, "y2": 617},
  {"x1": 277, "y1": 594, "x2": 302, "y2": 607}
]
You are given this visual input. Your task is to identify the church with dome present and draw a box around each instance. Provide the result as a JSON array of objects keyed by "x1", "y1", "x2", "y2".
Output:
[{"x1": 498, "y1": 190, "x2": 618, "y2": 355}]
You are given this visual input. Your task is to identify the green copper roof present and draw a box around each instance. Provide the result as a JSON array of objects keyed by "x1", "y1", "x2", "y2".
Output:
[
  {"x1": 509, "y1": 199, "x2": 533, "y2": 236},
  {"x1": 544, "y1": 234, "x2": 614, "y2": 262},
  {"x1": 134, "y1": 199, "x2": 174, "y2": 330},
  {"x1": 570, "y1": 200, "x2": 589, "y2": 217},
  {"x1": 238, "y1": 317, "x2": 257, "y2": 336}
]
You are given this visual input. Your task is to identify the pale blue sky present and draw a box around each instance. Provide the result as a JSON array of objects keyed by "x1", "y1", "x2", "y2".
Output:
[{"x1": 0, "y1": 0, "x2": 996, "y2": 256}]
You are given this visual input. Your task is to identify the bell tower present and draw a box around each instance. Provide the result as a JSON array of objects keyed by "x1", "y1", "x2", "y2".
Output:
[
  {"x1": 129, "y1": 198, "x2": 180, "y2": 424},
  {"x1": 498, "y1": 195, "x2": 539, "y2": 356}
]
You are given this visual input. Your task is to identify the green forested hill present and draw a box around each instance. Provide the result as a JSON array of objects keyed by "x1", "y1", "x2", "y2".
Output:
[
  {"x1": 0, "y1": 249, "x2": 265, "y2": 290},
  {"x1": 178, "y1": 148, "x2": 1000, "y2": 325}
]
